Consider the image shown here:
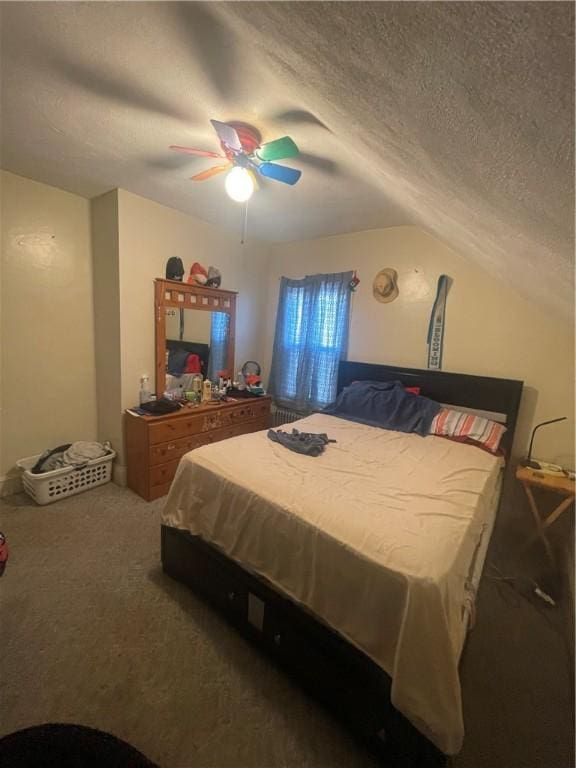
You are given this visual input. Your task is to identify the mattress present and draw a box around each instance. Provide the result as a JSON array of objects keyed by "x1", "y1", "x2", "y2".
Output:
[{"x1": 162, "y1": 413, "x2": 503, "y2": 754}]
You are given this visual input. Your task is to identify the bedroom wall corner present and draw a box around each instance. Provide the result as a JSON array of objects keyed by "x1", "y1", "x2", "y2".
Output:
[
  {"x1": 116, "y1": 189, "x2": 271, "y2": 415},
  {"x1": 0, "y1": 171, "x2": 98, "y2": 494},
  {"x1": 91, "y1": 189, "x2": 123, "y2": 469}
]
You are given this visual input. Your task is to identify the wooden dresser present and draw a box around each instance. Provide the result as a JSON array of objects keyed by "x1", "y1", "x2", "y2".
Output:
[{"x1": 125, "y1": 396, "x2": 271, "y2": 501}]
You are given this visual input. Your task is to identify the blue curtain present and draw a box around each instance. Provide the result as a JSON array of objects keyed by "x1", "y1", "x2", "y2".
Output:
[
  {"x1": 269, "y1": 271, "x2": 353, "y2": 412},
  {"x1": 207, "y1": 312, "x2": 229, "y2": 381}
]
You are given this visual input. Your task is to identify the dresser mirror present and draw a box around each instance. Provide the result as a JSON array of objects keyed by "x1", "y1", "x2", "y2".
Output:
[{"x1": 154, "y1": 279, "x2": 236, "y2": 397}]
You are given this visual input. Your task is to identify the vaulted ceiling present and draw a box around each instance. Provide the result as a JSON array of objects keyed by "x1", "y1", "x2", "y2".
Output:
[{"x1": 1, "y1": 2, "x2": 573, "y2": 319}]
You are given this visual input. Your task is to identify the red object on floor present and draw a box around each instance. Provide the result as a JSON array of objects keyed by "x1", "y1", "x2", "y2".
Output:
[{"x1": 0, "y1": 532, "x2": 8, "y2": 576}]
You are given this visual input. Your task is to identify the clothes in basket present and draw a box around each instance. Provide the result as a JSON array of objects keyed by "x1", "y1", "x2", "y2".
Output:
[{"x1": 31, "y1": 441, "x2": 111, "y2": 474}]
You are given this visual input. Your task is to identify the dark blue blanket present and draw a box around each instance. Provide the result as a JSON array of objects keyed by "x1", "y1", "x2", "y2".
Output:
[{"x1": 323, "y1": 380, "x2": 441, "y2": 436}]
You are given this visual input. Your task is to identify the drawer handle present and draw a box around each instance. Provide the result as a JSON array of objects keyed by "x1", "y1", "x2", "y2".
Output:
[
  {"x1": 274, "y1": 633, "x2": 282, "y2": 646},
  {"x1": 166, "y1": 444, "x2": 176, "y2": 451},
  {"x1": 227, "y1": 591, "x2": 235, "y2": 602}
]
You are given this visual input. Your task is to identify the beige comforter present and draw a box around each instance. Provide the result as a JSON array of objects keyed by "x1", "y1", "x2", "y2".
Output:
[{"x1": 163, "y1": 413, "x2": 502, "y2": 754}]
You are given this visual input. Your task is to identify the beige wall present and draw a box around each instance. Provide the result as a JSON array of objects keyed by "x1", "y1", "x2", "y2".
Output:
[
  {"x1": 265, "y1": 226, "x2": 575, "y2": 466},
  {"x1": 0, "y1": 171, "x2": 97, "y2": 490},
  {"x1": 91, "y1": 190, "x2": 122, "y2": 465},
  {"x1": 117, "y1": 189, "x2": 270, "y2": 415}
]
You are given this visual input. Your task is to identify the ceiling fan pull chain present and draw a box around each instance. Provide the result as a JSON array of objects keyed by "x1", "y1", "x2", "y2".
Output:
[{"x1": 241, "y1": 200, "x2": 249, "y2": 245}]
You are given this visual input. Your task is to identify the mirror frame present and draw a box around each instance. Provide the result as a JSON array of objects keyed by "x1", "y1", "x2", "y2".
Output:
[{"x1": 154, "y1": 278, "x2": 237, "y2": 397}]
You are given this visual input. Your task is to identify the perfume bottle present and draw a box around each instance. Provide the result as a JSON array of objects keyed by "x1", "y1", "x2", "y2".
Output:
[{"x1": 202, "y1": 379, "x2": 212, "y2": 402}]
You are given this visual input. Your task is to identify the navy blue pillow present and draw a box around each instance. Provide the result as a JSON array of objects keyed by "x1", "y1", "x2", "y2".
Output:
[
  {"x1": 323, "y1": 380, "x2": 441, "y2": 436},
  {"x1": 167, "y1": 348, "x2": 190, "y2": 376}
]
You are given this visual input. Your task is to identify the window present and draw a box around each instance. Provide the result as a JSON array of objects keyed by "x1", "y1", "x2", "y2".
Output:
[
  {"x1": 269, "y1": 271, "x2": 353, "y2": 412},
  {"x1": 207, "y1": 311, "x2": 229, "y2": 380}
]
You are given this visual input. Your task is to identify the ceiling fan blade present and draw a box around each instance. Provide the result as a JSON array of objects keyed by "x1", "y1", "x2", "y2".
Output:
[
  {"x1": 247, "y1": 168, "x2": 260, "y2": 191},
  {"x1": 256, "y1": 136, "x2": 299, "y2": 162},
  {"x1": 210, "y1": 120, "x2": 242, "y2": 151},
  {"x1": 258, "y1": 162, "x2": 301, "y2": 185},
  {"x1": 191, "y1": 165, "x2": 230, "y2": 181},
  {"x1": 170, "y1": 145, "x2": 224, "y2": 158}
]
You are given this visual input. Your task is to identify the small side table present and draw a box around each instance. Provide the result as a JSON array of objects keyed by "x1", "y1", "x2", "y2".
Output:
[{"x1": 516, "y1": 465, "x2": 575, "y2": 562}]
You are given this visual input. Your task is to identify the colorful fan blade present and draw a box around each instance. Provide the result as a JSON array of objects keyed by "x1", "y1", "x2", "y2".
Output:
[
  {"x1": 258, "y1": 162, "x2": 301, "y2": 185},
  {"x1": 256, "y1": 136, "x2": 299, "y2": 162},
  {"x1": 191, "y1": 165, "x2": 229, "y2": 182},
  {"x1": 210, "y1": 120, "x2": 242, "y2": 151},
  {"x1": 169, "y1": 145, "x2": 223, "y2": 158}
]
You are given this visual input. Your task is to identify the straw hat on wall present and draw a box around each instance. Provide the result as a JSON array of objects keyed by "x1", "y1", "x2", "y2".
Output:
[{"x1": 373, "y1": 268, "x2": 399, "y2": 303}]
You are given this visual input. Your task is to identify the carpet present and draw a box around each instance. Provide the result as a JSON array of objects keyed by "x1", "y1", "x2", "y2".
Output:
[{"x1": 0, "y1": 484, "x2": 573, "y2": 768}]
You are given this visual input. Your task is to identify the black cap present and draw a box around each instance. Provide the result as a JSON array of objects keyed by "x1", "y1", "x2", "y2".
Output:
[{"x1": 166, "y1": 257, "x2": 185, "y2": 281}]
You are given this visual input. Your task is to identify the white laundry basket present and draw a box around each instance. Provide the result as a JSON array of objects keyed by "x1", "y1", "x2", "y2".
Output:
[{"x1": 16, "y1": 451, "x2": 116, "y2": 505}]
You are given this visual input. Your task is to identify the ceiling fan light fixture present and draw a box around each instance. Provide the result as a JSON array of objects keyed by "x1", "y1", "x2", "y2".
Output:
[{"x1": 225, "y1": 167, "x2": 254, "y2": 203}]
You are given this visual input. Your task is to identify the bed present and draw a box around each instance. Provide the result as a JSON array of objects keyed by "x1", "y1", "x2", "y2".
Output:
[{"x1": 161, "y1": 362, "x2": 523, "y2": 765}]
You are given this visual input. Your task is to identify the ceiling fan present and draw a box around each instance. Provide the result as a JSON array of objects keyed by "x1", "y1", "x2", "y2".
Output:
[{"x1": 170, "y1": 120, "x2": 302, "y2": 202}]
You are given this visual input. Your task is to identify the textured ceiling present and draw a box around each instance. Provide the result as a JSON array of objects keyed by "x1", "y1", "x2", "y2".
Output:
[{"x1": 1, "y1": 2, "x2": 574, "y2": 319}]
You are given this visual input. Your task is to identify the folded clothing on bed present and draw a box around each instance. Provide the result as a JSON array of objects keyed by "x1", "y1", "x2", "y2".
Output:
[
  {"x1": 323, "y1": 379, "x2": 441, "y2": 436},
  {"x1": 267, "y1": 428, "x2": 336, "y2": 457}
]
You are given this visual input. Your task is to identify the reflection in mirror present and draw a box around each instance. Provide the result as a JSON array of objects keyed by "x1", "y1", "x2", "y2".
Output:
[{"x1": 164, "y1": 308, "x2": 230, "y2": 393}]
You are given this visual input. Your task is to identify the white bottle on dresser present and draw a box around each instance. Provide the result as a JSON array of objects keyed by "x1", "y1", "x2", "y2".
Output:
[{"x1": 139, "y1": 376, "x2": 151, "y2": 405}]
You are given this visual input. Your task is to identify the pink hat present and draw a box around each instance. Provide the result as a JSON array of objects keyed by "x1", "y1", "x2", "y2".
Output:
[{"x1": 187, "y1": 262, "x2": 208, "y2": 285}]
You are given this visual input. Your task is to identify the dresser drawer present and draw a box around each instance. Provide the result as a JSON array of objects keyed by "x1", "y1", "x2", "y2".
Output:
[
  {"x1": 126, "y1": 399, "x2": 271, "y2": 501},
  {"x1": 231, "y1": 401, "x2": 270, "y2": 421},
  {"x1": 148, "y1": 415, "x2": 203, "y2": 445},
  {"x1": 254, "y1": 401, "x2": 271, "y2": 419},
  {"x1": 201, "y1": 402, "x2": 269, "y2": 431},
  {"x1": 149, "y1": 459, "x2": 180, "y2": 487},
  {"x1": 149, "y1": 433, "x2": 212, "y2": 466},
  {"x1": 212, "y1": 423, "x2": 253, "y2": 443}
]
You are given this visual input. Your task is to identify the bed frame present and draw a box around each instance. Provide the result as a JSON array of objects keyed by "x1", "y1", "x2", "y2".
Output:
[
  {"x1": 166, "y1": 339, "x2": 210, "y2": 376},
  {"x1": 161, "y1": 362, "x2": 523, "y2": 767}
]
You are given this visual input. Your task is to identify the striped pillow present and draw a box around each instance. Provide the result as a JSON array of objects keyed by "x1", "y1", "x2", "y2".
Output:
[{"x1": 430, "y1": 408, "x2": 506, "y2": 454}]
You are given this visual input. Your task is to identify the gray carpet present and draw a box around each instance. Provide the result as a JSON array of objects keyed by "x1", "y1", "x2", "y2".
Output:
[{"x1": 0, "y1": 484, "x2": 573, "y2": 768}]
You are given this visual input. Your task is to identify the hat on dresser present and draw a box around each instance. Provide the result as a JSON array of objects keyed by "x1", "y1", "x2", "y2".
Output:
[
  {"x1": 187, "y1": 262, "x2": 208, "y2": 285},
  {"x1": 165, "y1": 257, "x2": 184, "y2": 281},
  {"x1": 373, "y1": 268, "x2": 399, "y2": 303},
  {"x1": 206, "y1": 266, "x2": 221, "y2": 288}
]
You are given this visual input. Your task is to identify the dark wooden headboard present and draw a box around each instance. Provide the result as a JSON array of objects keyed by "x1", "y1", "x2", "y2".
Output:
[
  {"x1": 166, "y1": 340, "x2": 210, "y2": 374},
  {"x1": 337, "y1": 361, "x2": 523, "y2": 456}
]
